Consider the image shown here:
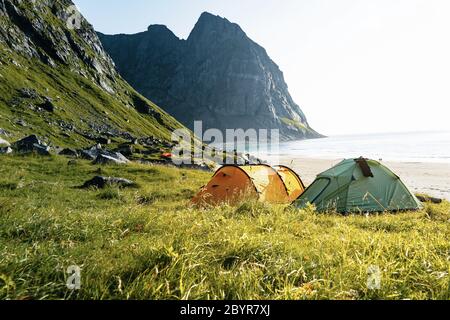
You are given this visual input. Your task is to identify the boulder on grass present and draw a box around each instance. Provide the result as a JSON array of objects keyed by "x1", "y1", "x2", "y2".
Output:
[
  {"x1": 19, "y1": 88, "x2": 39, "y2": 99},
  {"x1": 40, "y1": 97, "x2": 55, "y2": 112},
  {"x1": 0, "y1": 137, "x2": 10, "y2": 147},
  {"x1": 79, "y1": 144, "x2": 103, "y2": 160},
  {"x1": 93, "y1": 152, "x2": 130, "y2": 165},
  {"x1": 116, "y1": 144, "x2": 134, "y2": 157},
  {"x1": 0, "y1": 147, "x2": 12, "y2": 154},
  {"x1": 12, "y1": 135, "x2": 51, "y2": 155},
  {"x1": 59, "y1": 148, "x2": 79, "y2": 158},
  {"x1": 96, "y1": 137, "x2": 111, "y2": 145},
  {"x1": 81, "y1": 176, "x2": 136, "y2": 189}
]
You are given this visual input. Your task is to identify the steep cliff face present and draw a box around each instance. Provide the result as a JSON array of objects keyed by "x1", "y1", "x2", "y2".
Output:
[
  {"x1": 99, "y1": 12, "x2": 321, "y2": 141},
  {"x1": 0, "y1": 0, "x2": 182, "y2": 147}
]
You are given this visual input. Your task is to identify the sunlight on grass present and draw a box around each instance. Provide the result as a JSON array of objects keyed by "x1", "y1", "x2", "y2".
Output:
[{"x1": 0, "y1": 155, "x2": 449, "y2": 300}]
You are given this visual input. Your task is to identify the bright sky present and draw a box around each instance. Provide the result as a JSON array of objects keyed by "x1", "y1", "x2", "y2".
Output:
[{"x1": 73, "y1": 0, "x2": 450, "y2": 136}]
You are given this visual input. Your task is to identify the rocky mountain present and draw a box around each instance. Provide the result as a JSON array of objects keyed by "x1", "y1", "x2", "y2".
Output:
[
  {"x1": 99, "y1": 12, "x2": 321, "y2": 141},
  {"x1": 0, "y1": 0, "x2": 183, "y2": 149}
]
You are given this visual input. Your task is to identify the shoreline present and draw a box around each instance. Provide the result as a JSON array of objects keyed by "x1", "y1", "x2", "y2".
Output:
[{"x1": 265, "y1": 155, "x2": 450, "y2": 201}]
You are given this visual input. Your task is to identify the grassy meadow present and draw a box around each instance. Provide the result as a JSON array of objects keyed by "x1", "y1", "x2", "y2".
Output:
[{"x1": 0, "y1": 155, "x2": 449, "y2": 300}]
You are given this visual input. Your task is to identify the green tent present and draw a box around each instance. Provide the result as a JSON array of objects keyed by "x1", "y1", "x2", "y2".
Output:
[{"x1": 294, "y1": 158, "x2": 422, "y2": 213}]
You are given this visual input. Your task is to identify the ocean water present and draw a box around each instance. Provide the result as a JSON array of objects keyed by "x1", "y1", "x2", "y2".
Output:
[{"x1": 272, "y1": 131, "x2": 450, "y2": 163}]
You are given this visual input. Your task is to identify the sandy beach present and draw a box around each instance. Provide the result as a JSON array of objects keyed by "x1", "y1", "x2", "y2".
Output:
[{"x1": 267, "y1": 156, "x2": 450, "y2": 201}]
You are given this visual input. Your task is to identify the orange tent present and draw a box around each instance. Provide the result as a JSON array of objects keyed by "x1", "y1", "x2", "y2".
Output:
[{"x1": 192, "y1": 165, "x2": 305, "y2": 206}]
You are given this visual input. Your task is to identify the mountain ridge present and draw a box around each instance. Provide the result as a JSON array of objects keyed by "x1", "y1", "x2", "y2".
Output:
[{"x1": 99, "y1": 12, "x2": 322, "y2": 141}]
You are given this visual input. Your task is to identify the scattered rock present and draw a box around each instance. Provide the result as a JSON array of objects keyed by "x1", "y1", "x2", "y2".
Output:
[
  {"x1": 12, "y1": 135, "x2": 51, "y2": 155},
  {"x1": 11, "y1": 59, "x2": 21, "y2": 67},
  {"x1": 18, "y1": 88, "x2": 39, "y2": 99},
  {"x1": 0, "y1": 137, "x2": 10, "y2": 147},
  {"x1": 177, "y1": 162, "x2": 212, "y2": 172},
  {"x1": 96, "y1": 137, "x2": 111, "y2": 145},
  {"x1": 0, "y1": 147, "x2": 12, "y2": 154},
  {"x1": 137, "y1": 159, "x2": 213, "y2": 172},
  {"x1": 56, "y1": 120, "x2": 75, "y2": 131},
  {"x1": 416, "y1": 195, "x2": 443, "y2": 204},
  {"x1": 0, "y1": 128, "x2": 10, "y2": 136},
  {"x1": 59, "y1": 148, "x2": 79, "y2": 158},
  {"x1": 81, "y1": 176, "x2": 136, "y2": 189},
  {"x1": 116, "y1": 144, "x2": 134, "y2": 157},
  {"x1": 119, "y1": 132, "x2": 134, "y2": 141},
  {"x1": 27, "y1": 103, "x2": 38, "y2": 111},
  {"x1": 79, "y1": 144, "x2": 103, "y2": 160},
  {"x1": 93, "y1": 152, "x2": 130, "y2": 165},
  {"x1": 40, "y1": 97, "x2": 55, "y2": 112},
  {"x1": 79, "y1": 143, "x2": 129, "y2": 164},
  {"x1": 16, "y1": 119, "x2": 28, "y2": 127}
]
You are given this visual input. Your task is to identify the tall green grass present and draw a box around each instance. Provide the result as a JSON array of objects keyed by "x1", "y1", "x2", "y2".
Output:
[{"x1": 0, "y1": 155, "x2": 449, "y2": 300}]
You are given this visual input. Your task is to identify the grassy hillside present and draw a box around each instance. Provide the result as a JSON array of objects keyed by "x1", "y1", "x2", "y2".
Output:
[
  {"x1": 0, "y1": 0, "x2": 184, "y2": 148},
  {"x1": 0, "y1": 43, "x2": 182, "y2": 148},
  {"x1": 0, "y1": 155, "x2": 449, "y2": 300}
]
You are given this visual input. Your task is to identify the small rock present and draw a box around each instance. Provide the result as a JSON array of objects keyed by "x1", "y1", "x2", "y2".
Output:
[
  {"x1": 93, "y1": 153, "x2": 130, "y2": 165},
  {"x1": 31, "y1": 144, "x2": 51, "y2": 156},
  {"x1": 16, "y1": 119, "x2": 28, "y2": 127},
  {"x1": 116, "y1": 144, "x2": 134, "y2": 156},
  {"x1": 79, "y1": 144, "x2": 103, "y2": 160},
  {"x1": 96, "y1": 137, "x2": 111, "y2": 145},
  {"x1": 0, "y1": 137, "x2": 10, "y2": 147},
  {"x1": 81, "y1": 176, "x2": 136, "y2": 189},
  {"x1": 177, "y1": 162, "x2": 212, "y2": 172},
  {"x1": 0, "y1": 128, "x2": 10, "y2": 136},
  {"x1": 11, "y1": 59, "x2": 21, "y2": 67},
  {"x1": 59, "y1": 148, "x2": 79, "y2": 158},
  {"x1": 19, "y1": 88, "x2": 39, "y2": 99},
  {"x1": 12, "y1": 135, "x2": 51, "y2": 155},
  {"x1": 40, "y1": 98, "x2": 55, "y2": 112},
  {"x1": 0, "y1": 147, "x2": 12, "y2": 154}
]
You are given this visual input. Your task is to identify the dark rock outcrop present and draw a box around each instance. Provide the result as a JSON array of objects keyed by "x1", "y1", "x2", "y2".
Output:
[
  {"x1": 115, "y1": 144, "x2": 134, "y2": 157},
  {"x1": 81, "y1": 176, "x2": 136, "y2": 189},
  {"x1": 78, "y1": 144, "x2": 129, "y2": 164},
  {"x1": 59, "y1": 148, "x2": 79, "y2": 157},
  {"x1": 19, "y1": 88, "x2": 40, "y2": 99},
  {"x1": 79, "y1": 144, "x2": 103, "y2": 160},
  {"x1": 39, "y1": 97, "x2": 56, "y2": 112},
  {"x1": 11, "y1": 135, "x2": 51, "y2": 155},
  {"x1": 93, "y1": 153, "x2": 130, "y2": 165},
  {"x1": 0, "y1": 146, "x2": 12, "y2": 154},
  {"x1": 99, "y1": 12, "x2": 321, "y2": 141}
]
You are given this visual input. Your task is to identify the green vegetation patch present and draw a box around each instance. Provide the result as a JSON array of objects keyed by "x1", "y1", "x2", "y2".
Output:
[{"x1": 0, "y1": 155, "x2": 449, "y2": 300}]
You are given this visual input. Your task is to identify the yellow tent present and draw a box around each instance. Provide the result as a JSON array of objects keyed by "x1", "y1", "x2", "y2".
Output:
[{"x1": 192, "y1": 165, "x2": 305, "y2": 206}]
